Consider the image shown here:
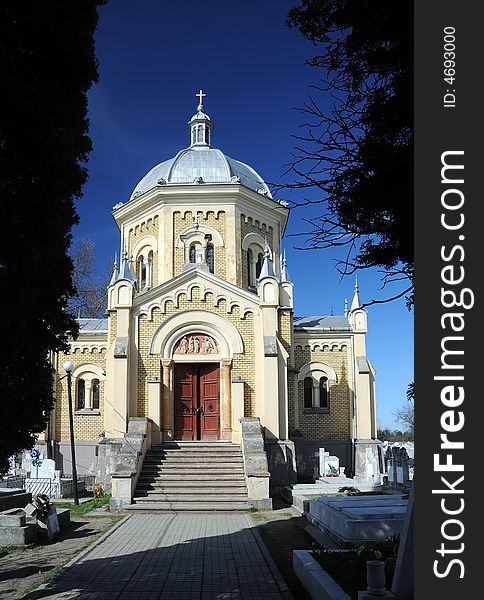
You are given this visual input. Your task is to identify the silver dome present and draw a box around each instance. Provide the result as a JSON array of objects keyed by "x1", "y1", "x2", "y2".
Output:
[{"x1": 130, "y1": 146, "x2": 272, "y2": 200}]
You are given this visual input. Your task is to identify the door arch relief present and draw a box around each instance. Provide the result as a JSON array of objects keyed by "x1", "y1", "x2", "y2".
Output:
[{"x1": 173, "y1": 333, "x2": 219, "y2": 358}]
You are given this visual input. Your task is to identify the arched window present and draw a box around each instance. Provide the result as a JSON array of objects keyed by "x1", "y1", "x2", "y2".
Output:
[
  {"x1": 256, "y1": 252, "x2": 264, "y2": 280},
  {"x1": 92, "y1": 379, "x2": 100, "y2": 410},
  {"x1": 197, "y1": 125, "x2": 203, "y2": 143},
  {"x1": 319, "y1": 377, "x2": 329, "y2": 408},
  {"x1": 299, "y1": 363, "x2": 334, "y2": 412},
  {"x1": 206, "y1": 244, "x2": 214, "y2": 273},
  {"x1": 189, "y1": 244, "x2": 196, "y2": 263},
  {"x1": 138, "y1": 255, "x2": 146, "y2": 290},
  {"x1": 147, "y1": 250, "x2": 153, "y2": 288},
  {"x1": 247, "y1": 249, "x2": 254, "y2": 286},
  {"x1": 304, "y1": 377, "x2": 313, "y2": 409},
  {"x1": 77, "y1": 379, "x2": 85, "y2": 410}
]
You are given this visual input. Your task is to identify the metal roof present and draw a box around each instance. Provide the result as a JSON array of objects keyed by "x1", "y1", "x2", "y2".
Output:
[
  {"x1": 130, "y1": 146, "x2": 272, "y2": 200},
  {"x1": 293, "y1": 316, "x2": 352, "y2": 331},
  {"x1": 77, "y1": 318, "x2": 108, "y2": 334}
]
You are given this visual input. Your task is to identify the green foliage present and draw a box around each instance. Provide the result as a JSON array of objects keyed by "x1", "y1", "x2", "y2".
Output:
[
  {"x1": 55, "y1": 494, "x2": 110, "y2": 517},
  {"x1": 0, "y1": 2, "x2": 105, "y2": 472},
  {"x1": 285, "y1": 0, "x2": 413, "y2": 306}
]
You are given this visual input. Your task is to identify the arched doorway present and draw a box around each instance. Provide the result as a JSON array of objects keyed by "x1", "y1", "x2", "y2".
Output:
[{"x1": 174, "y1": 363, "x2": 220, "y2": 441}]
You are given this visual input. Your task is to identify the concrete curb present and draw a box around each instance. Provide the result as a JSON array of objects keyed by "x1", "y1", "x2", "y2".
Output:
[
  {"x1": 293, "y1": 549, "x2": 351, "y2": 600},
  {"x1": 245, "y1": 514, "x2": 294, "y2": 600},
  {"x1": 24, "y1": 514, "x2": 130, "y2": 599}
]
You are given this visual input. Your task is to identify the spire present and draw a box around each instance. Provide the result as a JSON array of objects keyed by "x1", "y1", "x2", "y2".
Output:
[
  {"x1": 117, "y1": 250, "x2": 137, "y2": 285},
  {"x1": 258, "y1": 241, "x2": 276, "y2": 281},
  {"x1": 344, "y1": 298, "x2": 348, "y2": 316},
  {"x1": 280, "y1": 249, "x2": 292, "y2": 284},
  {"x1": 188, "y1": 89, "x2": 214, "y2": 148},
  {"x1": 108, "y1": 253, "x2": 119, "y2": 287},
  {"x1": 350, "y1": 276, "x2": 361, "y2": 311}
]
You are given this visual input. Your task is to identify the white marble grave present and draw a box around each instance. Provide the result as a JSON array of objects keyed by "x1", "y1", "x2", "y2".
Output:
[
  {"x1": 318, "y1": 448, "x2": 340, "y2": 477},
  {"x1": 307, "y1": 494, "x2": 408, "y2": 546}
]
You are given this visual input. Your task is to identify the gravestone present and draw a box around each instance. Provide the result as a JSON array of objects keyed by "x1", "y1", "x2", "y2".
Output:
[
  {"x1": 318, "y1": 448, "x2": 341, "y2": 477},
  {"x1": 37, "y1": 459, "x2": 56, "y2": 480},
  {"x1": 318, "y1": 448, "x2": 330, "y2": 476},
  {"x1": 37, "y1": 505, "x2": 60, "y2": 541}
]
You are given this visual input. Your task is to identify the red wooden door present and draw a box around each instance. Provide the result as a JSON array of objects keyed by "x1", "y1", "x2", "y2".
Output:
[
  {"x1": 199, "y1": 364, "x2": 220, "y2": 441},
  {"x1": 174, "y1": 364, "x2": 197, "y2": 441},
  {"x1": 174, "y1": 364, "x2": 220, "y2": 441}
]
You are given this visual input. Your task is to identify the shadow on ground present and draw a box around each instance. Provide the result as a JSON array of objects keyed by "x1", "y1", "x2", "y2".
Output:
[{"x1": 19, "y1": 513, "x2": 292, "y2": 600}]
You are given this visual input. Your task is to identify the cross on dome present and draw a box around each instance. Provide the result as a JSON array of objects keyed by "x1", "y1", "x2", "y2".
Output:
[{"x1": 196, "y1": 89, "x2": 206, "y2": 110}]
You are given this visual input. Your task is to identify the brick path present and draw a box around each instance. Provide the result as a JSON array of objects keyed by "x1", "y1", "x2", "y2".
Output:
[{"x1": 25, "y1": 514, "x2": 293, "y2": 600}]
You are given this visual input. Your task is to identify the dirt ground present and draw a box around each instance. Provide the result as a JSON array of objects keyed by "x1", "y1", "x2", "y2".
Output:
[
  {"x1": 248, "y1": 499, "x2": 338, "y2": 600},
  {"x1": 0, "y1": 511, "x2": 122, "y2": 600}
]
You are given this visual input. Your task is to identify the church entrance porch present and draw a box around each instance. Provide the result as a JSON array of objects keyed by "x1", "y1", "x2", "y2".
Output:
[{"x1": 174, "y1": 363, "x2": 220, "y2": 441}]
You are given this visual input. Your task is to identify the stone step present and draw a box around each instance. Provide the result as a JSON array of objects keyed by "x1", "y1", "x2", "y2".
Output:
[
  {"x1": 133, "y1": 493, "x2": 248, "y2": 502},
  {"x1": 143, "y1": 458, "x2": 244, "y2": 468},
  {"x1": 126, "y1": 502, "x2": 249, "y2": 512},
  {"x1": 145, "y1": 450, "x2": 242, "y2": 458},
  {"x1": 142, "y1": 463, "x2": 244, "y2": 473},
  {"x1": 138, "y1": 474, "x2": 245, "y2": 482},
  {"x1": 136, "y1": 485, "x2": 246, "y2": 495},
  {"x1": 136, "y1": 479, "x2": 245, "y2": 487},
  {"x1": 151, "y1": 443, "x2": 241, "y2": 448}
]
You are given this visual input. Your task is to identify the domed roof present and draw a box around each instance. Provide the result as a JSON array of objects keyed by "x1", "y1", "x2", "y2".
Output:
[
  {"x1": 129, "y1": 91, "x2": 272, "y2": 200},
  {"x1": 130, "y1": 146, "x2": 272, "y2": 200}
]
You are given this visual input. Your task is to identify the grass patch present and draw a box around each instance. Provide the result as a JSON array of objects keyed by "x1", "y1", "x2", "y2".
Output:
[{"x1": 54, "y1": 494, "x2": 110, "y2": 517}]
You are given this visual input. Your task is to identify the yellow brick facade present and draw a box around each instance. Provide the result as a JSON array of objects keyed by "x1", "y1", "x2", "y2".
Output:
[
  {"x1": 127, "y1": 215, "x2": 159, "y2": 287},
  {"x1": 173, "y1": 210, "x2": 227, "y2": 279},
  {"x1": 292, "y1": 344, "x2": 351, "y2": 440},
  {"x1": 55, "y1": 347, "x2": 107, "y2": 442},
  {"x1": 240, "y1": 214, "x2": 274, "y2": 292},
  {"x1": 137, "y1": 287, "x2": 256, "y2": 418}
]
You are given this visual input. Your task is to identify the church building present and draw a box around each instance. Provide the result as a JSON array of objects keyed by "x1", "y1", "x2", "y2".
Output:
[{"x1": 49, "y1": 93, "x2": 379, "y2": 496}]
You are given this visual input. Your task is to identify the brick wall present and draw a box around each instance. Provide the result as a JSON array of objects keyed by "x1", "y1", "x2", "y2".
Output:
[
  {"x1": 173, "y1": 210, "x2": 226, "y2": 279},
  {"x1": 137, "y1": 286, "x2": 256, "y2": 417},
  {"x1": 55, "y1": 347, "x2": 107, "y2": 442},
  {"x1": 293, "y1": 344, "x2": 351, "y2": 440}
]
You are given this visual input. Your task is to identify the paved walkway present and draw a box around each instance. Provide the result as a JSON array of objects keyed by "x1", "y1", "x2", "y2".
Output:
[{"x1": 24, "y1": 514, "x2": 293, "y2": 600}]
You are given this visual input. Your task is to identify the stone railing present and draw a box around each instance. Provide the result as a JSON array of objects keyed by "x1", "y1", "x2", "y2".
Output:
[
  {"x1": 240, "y1": 417, "x2": 272, "y2": 510},
  {"x1": 99, "y1": 417, "x2": 152, "y2": 509}
]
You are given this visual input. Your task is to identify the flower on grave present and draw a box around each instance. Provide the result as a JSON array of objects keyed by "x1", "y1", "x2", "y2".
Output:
[
  {"x1": 338, "y1": 485, "x2": 361, "y2": 495},
  {"x1": 29, "y1": 448, "x2": 43, "y2": 467}
]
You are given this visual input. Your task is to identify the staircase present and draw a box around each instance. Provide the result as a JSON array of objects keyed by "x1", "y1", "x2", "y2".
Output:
[{"x1": 127, "y1": 441, "x2": 249, "y2": 511}]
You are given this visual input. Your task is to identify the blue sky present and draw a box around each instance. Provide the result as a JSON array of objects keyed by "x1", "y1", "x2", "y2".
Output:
[{"x1": 75, "y1": 0, "x2": 414, "y2": 430}]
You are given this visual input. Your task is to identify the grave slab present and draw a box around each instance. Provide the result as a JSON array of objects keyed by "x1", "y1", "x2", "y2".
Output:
[{"x1": 307, "y1": 494, "x2": 407, "y2": 546}]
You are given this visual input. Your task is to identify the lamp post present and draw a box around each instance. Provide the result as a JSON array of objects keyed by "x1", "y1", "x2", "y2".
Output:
[{"x1": 63, "y1": 361, "x2": 79, "y2": 505}]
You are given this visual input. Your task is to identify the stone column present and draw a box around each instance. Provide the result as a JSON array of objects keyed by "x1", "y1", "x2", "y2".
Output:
[
  {"x1": 148, "y1": 376, "x2": 161, "y2": 445},
  {"x1": 161, "y1": 359, "x2": 173, "y2": 441},
  {"x1": 84, "y1": 381, "x2": 92, "y2": 409},
  {"x1": 220, "y1": 359, "x2": 232, "y2": 440},
  {"x1": 231, "y1": 376, "x2": 245, "y2": 443}
]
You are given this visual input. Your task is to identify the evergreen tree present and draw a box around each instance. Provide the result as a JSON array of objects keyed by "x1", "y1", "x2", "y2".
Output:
[{"x1": 0, "y1": 2, "x2": 105, "y2": 472}]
